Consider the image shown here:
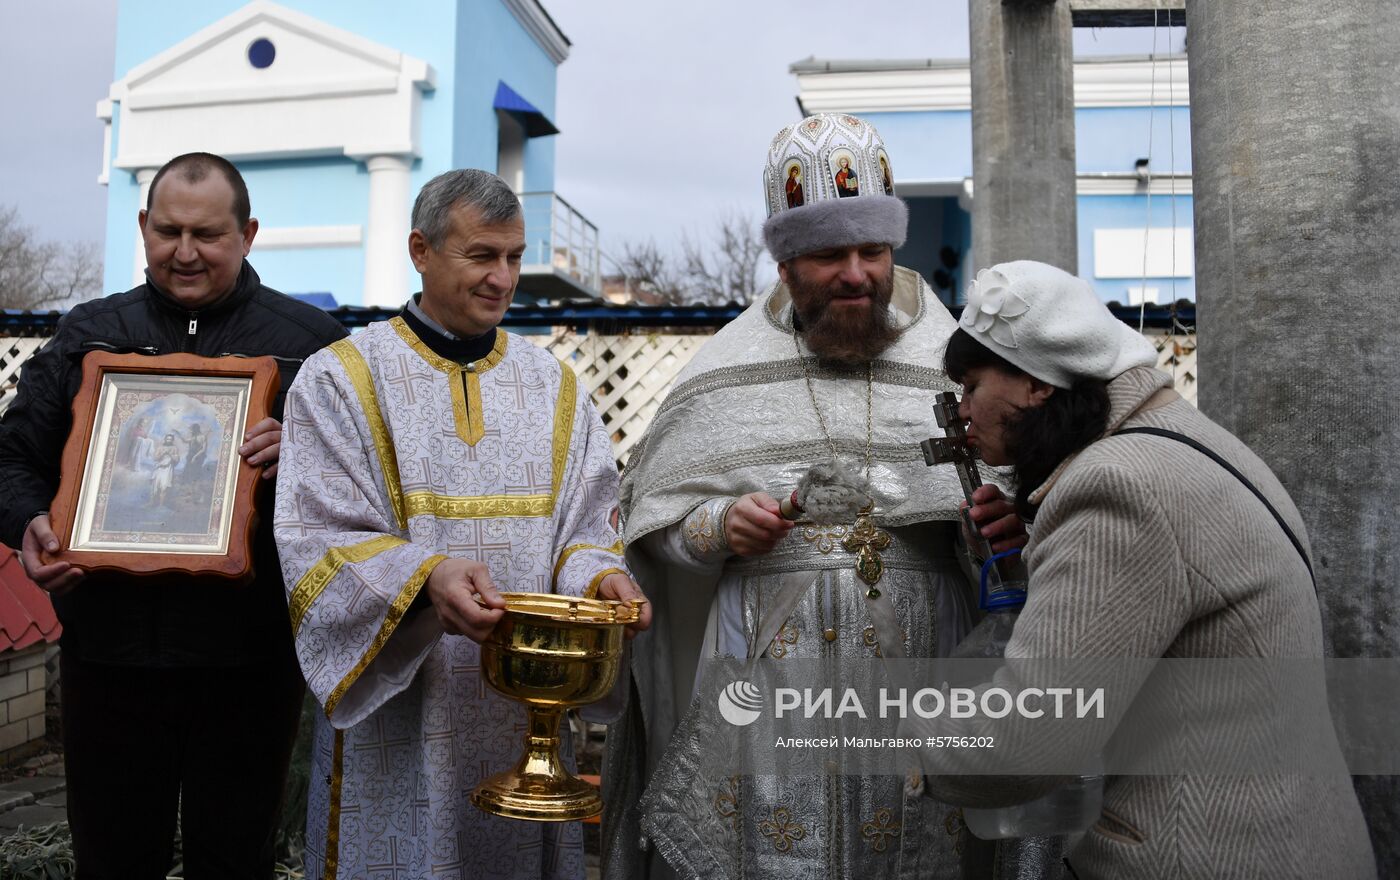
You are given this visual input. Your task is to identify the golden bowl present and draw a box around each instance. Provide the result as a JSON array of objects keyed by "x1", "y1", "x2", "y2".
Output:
[{"x1": 470, "y1": 592, "x2": 640, "y2": 822}]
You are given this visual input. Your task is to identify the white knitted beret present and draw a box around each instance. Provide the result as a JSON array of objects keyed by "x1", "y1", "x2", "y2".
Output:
[{"x1": 959, "y1": 260, "x2": 1158, "y2": 389}]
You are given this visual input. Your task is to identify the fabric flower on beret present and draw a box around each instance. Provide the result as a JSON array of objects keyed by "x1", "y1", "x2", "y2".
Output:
[
  {"x1": 954, "y1": 260, "x2": 1160, "y2": 388},
  {"x1": 962, "y1": 267, "x2": 1029, "y2": 348}
]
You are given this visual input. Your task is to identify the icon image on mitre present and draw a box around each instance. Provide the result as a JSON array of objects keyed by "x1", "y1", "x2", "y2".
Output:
[
  {"x1": 830, "y1": 149, "x2": 859, "y2": 198},
  {"x1": 784, "y1": 161, "x2": 805, "y2": 208}
]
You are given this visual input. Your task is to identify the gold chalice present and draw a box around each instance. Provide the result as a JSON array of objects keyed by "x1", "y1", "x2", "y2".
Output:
[{"x1": 471, "y1": 592, "x2": 641, "y2": 822}]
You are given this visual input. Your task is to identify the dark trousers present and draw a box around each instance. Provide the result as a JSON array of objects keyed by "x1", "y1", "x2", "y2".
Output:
[{"x1": 60, "y1": 652, "x2": 304, "y2": 880}]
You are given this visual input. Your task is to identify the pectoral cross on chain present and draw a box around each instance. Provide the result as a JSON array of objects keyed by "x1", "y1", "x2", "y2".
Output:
[{"x1": 842, "y1": 508, "x2": 891, "y2": 598}]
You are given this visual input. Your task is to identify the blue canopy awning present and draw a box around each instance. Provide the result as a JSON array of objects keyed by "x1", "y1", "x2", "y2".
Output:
[
  {"x1": 289, "y1": 292, "x2": 338, "y2": 309},
  {"x1": 493, "y1": 81, "x2": 560, "y2": 138}
]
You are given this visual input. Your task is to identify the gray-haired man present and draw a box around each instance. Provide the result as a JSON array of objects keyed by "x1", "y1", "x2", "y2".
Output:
[{"x1": 274, "y1": 169, "x2": 649, "y2": 878}]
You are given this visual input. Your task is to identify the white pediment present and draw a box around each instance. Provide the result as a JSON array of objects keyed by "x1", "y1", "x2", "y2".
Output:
[{"x1": 109, "y1": 1, "x2": 434, "y2": 170}]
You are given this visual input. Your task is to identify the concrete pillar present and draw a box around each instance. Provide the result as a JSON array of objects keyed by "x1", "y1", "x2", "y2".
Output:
[
  {"x1": 363, "y1": 154, "x2": 413, "y2": 308},
  {"x1": 967, "y1": 0, "x2": 1078, "y2": 273},
  {"x1": 1187, "y1": 0, "x2": 1400, "y2": 869},
  {"x1": 131, "y1": 167, "x2": 157, "y2": 287}
]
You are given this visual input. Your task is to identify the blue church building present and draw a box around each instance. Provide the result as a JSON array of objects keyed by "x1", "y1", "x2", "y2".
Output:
[
  {"x1": 97, "y1": 0, "x2": 598, "y2": 307},
  {"x1": 792, "y1": 54, "x2": 1194, "y2": 306}
]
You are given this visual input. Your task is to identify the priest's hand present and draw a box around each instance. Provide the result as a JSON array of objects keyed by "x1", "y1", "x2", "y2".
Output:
[
  {"x1": 724, "y1": 492, "x2": 794, "y2": 557},
  {"x1": 239, "y1": 417, "x2": 283, "y2": 479},
  {"x1": 963, "y1": 485, "x2": 1027, "y2": 555},
  {"x1": 426, "y1": 558, "x2": 507, "y2": 642},
  {"x1": 596, "y1": 572, "x2": 652, "y2": 638},
  {"x1": 22, "y1": 513, "x2": 84, "y2": 596}
]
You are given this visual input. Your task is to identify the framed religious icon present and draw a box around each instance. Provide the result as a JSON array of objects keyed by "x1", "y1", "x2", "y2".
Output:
[{"x1": 43, "y1": 352, "x2": 280, "y2": 580}]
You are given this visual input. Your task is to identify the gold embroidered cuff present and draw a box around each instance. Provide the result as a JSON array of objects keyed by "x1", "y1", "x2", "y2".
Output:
[
  {"x1": 584, "y1": 567, "x2": 628, "y2": 599},
  {"x1": 552, "y1": 540, "x2": 625, "y2": 589}
]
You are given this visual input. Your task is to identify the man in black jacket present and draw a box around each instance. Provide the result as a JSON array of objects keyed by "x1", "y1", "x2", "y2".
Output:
[{"x1": 0, "y1": 152, "x2": 348, "y2": 878}]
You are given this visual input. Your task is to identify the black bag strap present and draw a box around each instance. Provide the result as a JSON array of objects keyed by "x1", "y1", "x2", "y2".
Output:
[{"x1": 1112, "y1": 426, "x2": 1316, "y2": 587}]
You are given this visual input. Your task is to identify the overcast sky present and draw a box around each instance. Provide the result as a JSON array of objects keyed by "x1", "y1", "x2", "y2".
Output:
[
  {"x1": 0, "y1": 1, "x2": 1182, "y2": 269},
  {"x1": 0, "y1": 1, "x2": 120, "y2": 247}
]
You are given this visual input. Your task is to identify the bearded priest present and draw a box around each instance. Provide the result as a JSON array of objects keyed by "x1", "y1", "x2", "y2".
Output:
[{"x1": 603, "y1": 115, "x2": 1013, "y2": 879}]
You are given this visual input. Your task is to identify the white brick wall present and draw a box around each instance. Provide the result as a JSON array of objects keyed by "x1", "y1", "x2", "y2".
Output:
[{"x1": 0, "y1": 645, "x2": 47, "y2": 753}]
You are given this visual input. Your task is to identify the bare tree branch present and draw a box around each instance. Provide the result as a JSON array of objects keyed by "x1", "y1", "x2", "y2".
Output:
[
  {"x1": 0, "y1": 205, "x2": 103, "y2": 311},
  {"x1": 616, "y1": 239, "x2": 688, "y2": 305},
  {"x1": 617, "y1": 212, "x2": 772, "y2": 306},
  {"x1": 680, "y1": 211, "x2": 768, "y2": 306}
]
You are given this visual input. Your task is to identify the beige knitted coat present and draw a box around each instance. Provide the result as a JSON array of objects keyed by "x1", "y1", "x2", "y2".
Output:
[{"x1": 927, "y1": 366, "x2": 1376, "y2": 879}]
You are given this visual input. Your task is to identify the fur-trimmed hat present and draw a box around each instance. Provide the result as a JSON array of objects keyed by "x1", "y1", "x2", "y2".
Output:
[
  {"x1": 960, "y1": 261, "x2": 1159, "y2": 389},
  {"x1": 762, "y1": 114, "x2": 907, "y2": 263}
]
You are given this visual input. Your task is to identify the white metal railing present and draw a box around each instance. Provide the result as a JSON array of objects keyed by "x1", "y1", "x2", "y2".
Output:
[{"x1": 519, "y1": 192, "x2": 602, "y2": 295}]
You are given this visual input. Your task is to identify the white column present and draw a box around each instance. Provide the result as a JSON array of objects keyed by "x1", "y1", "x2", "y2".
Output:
[
  {"x1": 362, "y1": 154, "x2": 413, "y2": 308},
  {"x1": 131, "y1": 167, "x2": 157, "y2": 287}
]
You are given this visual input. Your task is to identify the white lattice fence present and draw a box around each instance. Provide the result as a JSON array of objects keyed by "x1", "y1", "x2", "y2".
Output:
[
  {"x1": 538, "y1": 330, "x2": 1198, "y2": 458},
  {"x1": 531, "y1": 332, "x2": 709, "y2": 466},
  {"x1": 1146, "y1": 330, "x2": 1198, "y2": 405},
  {"x1": 0, "y1": 338, "x2": 49, "y2": 416},
  {"x1": 0, "y1": 329, "x2": 1198, "y2": 452}
]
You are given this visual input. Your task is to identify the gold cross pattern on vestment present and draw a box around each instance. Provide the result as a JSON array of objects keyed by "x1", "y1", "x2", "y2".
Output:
[{"x1": 842, "y1": 510, "x2": 891, "y2": 597}]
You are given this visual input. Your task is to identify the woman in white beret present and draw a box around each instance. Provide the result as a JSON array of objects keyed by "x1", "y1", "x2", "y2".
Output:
[{"x1": 925, "y1": 260, "x2": 1375, "y2": 878}]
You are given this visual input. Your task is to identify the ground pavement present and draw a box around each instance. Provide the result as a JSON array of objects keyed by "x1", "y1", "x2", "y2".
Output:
[
  {"x1": 0, "y1": 752, "x2": 65, "y2": 833},
  {"x1": 0, "y1": 751, "x2": 604, "y2": 878}
]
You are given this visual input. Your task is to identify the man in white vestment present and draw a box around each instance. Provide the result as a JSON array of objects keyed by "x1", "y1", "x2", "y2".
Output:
[
  {"x1": 276, "y1": 170, "x2": 649, "y2": 879},
  {"x1": 602, "y1": 115, "x2": 1020, "y2": 879}
]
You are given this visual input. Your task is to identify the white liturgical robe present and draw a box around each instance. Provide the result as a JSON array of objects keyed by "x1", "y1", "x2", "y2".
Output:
[{"x1": 275, "y1": 316, "x2": 627, "y2": 879}]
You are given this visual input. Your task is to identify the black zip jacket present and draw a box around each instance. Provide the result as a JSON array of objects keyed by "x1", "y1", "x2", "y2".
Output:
[{"x1": 0, "y1": 261, "x2": 348, "y2": 666}]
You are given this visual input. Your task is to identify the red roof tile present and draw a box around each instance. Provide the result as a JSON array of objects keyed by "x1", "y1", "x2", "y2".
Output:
[{"x1": 0, "y1": 545, "x2": 60, "y2": 652}]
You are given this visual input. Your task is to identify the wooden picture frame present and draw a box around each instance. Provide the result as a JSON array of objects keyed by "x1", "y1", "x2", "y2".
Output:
[{"x1": 44, "y1": 352, "x2": 280, "y2": 580}]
